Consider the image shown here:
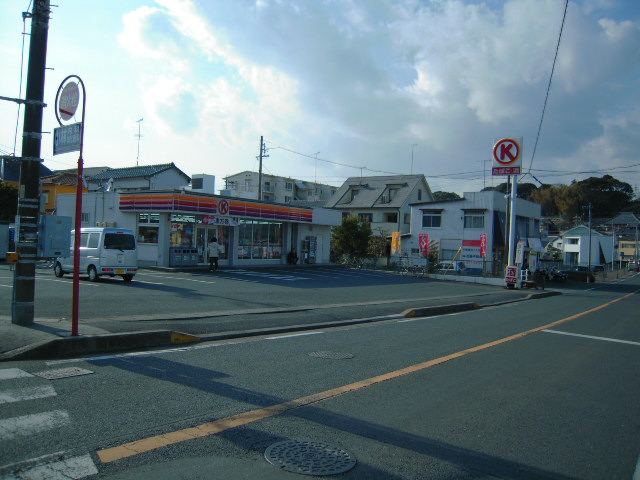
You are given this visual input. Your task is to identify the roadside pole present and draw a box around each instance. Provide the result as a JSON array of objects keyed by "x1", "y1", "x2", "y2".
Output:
[
  {"x1": 492, "y1": 138, "x2": 522, "y2": 288},
  {"x1": 11, "y1": 0, "x2": 50, "y2": 325},
  {"x1": 54, "y1": 76, "x2": 86, "y2": 337}
]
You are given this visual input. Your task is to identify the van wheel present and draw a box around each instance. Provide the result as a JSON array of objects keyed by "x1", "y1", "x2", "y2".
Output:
[
  {"x1": 87, "y1": 266, "x2": 99, "y2": 282},
  {"x1": 54, "y1": 262, "x2": 65, "y2": 278},
  {"x1": 122, "y1": 274, "x2": 134, "y2": 282}
]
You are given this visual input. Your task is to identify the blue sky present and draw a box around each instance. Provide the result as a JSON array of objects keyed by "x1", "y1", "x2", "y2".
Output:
[{"x1": 1, "y1": 0, "x2": 638, "y2": 195}]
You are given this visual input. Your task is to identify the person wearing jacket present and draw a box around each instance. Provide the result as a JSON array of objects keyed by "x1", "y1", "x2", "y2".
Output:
[{"x1": 208, "y1": 237, "x2": 222, "y2": 271}]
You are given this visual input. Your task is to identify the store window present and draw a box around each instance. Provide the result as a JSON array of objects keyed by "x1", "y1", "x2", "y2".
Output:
[
  {"x1": 138, "y1": 213, "x2": 160, "y2": 244},
  {"x1": 358, "y1": 213, "x2": 372, "y2": 223},
  {"x1": 385, "y1": 212, "x2": 398, "y2": 223},
  {"x1": 238, "y1": 220, "x2": 283, "y2": 260}
]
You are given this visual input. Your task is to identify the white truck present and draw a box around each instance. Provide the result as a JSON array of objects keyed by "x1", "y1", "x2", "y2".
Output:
[{"x1": 54, "y1": 227, "x2": 138, "y2": 282}]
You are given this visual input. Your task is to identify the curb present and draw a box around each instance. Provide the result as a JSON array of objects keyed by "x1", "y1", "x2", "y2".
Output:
[
  {"x1": 1, "y1": 290, "x2": 563, "y2": 361},
  {"x1": 0, "y1": 330, "x2": 199, "y2": 361}
]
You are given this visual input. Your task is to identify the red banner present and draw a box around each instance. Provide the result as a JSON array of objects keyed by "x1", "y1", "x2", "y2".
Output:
[
  {"x1": 480, "y1": 233, "x2": 487, "y2": 258},
  {"x1": 419, "y1": 233, "x2": 429, "y2": 256}
]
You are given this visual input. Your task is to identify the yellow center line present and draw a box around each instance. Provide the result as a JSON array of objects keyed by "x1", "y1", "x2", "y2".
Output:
[{"x1": 97, "y1": 288, "x2": 639, "y2": 464}]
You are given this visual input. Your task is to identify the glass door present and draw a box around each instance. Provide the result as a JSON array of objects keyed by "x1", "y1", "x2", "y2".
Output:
[{"x1": 196, "y1": 227, "x2": 206, "y2": 263}]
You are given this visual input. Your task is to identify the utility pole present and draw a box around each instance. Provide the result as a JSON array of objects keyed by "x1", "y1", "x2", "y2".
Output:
[
  {"x1": 257, "y1": 136, "x2": 268, "y2": 201},
  {"x1": 12, "y1": 0, "x2": 50, "y2": 325},
  {"x1": 587, "y1": 202, "x2": 592, "y2": 270},
  {"x1": 135, "y1": 118, "x2": 143, "y2": 166}
]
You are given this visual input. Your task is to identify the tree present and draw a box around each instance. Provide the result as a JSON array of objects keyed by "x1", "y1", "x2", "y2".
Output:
[
  {"x1": 331, "y1": 216, "x2": 372, "y2": 258},
  {"x1": 482, "y1": 182, "x2": 538, "y2": 200},
  {"x1": 432, "y1": 191, "x2": 461, "y2": 201},
  {"x1": 529, "y1": 185, "x2": 561, "y2": 216},
  {"x1": 0, "y1": 181, "x2": 18, "y2": 222}
]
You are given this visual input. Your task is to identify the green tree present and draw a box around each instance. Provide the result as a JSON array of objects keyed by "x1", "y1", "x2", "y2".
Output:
[
  {"x1": 482, "y1": 182, "x2": 538, "y2": 200},
  {"x1": 0, "y1": 181, "x2": 18, "y2": 222},
  {"x1": 432, "y1": 191, "x2": 461, "y2": 201},
  {"x1": 331, "y1": 216, "x2": 372, "y2": 258}
]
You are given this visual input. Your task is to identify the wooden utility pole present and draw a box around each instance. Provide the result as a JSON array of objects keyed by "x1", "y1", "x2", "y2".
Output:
[{"x1": 12, "y1": 0, "x2": 50, "y2": 325}]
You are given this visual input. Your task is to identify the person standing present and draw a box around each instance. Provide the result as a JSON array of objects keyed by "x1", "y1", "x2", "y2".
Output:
[{"x1": 208, "y1": 237, "x2": 221, "y2": 271}]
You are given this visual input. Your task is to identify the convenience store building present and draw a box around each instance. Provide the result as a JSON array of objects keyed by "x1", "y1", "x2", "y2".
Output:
[{"x1": 57, "y1": 189, "x2": 341, "y2": 268}]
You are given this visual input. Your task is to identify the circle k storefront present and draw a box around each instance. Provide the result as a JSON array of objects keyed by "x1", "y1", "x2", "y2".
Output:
[{"x1": 116, "y1": 191, "x2": 341, "y2": 268}]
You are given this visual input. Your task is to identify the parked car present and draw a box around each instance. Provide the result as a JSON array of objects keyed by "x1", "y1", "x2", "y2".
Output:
[
  {"x1": 628, "y1": 262, "x2": 639, "y2": 272},
  {"x1": 560, "y1": 266, "x2": 595, "y2": 283},
  {"x1": 591, "y1": 264, "x2": 605, "y2": 272}
]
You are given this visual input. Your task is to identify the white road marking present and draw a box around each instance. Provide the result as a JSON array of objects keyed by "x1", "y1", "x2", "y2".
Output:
[
  {"x1": 0, "y1": 410, "x2": 69, "y2": 441},
  {"x1": 0, "y1": 368, "x2": 34, "y2": 380},
  {"x1": 0, "y1": 385, "x2": 57, "y2": 405},
  {"x1": 266, "y1": 332, "x2": 324, "y2": 340},
  {"x1": 0, "y1": 454, "x2": 98, "y2": 480},
  {"x1": 543, "y1": 329, "x2": 640, "y2": 346},
  {"x1": 0, "y1": 284, "x2": 11, "y2": 288},
  {"x1": 137, "y1": 273, "x2": 217, "y2": 284}
]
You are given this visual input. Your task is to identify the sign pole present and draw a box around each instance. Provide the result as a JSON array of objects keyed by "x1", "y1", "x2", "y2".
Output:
[
  {"x1": 507, "y1": 175, "x2": 518, "y2": 266},
  {"x1": 55, "y1": 75, "x2": 86, "y2": 336}
]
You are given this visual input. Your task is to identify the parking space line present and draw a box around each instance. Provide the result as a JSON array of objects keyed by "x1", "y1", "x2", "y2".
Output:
[{"x1": 542, "y1": 329, "x2": 640, "y2": 346}]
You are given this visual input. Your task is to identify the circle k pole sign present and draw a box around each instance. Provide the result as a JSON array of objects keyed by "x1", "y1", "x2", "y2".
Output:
[{"x1": 492, "y1": 137, "x2": 522, "y2": 176}]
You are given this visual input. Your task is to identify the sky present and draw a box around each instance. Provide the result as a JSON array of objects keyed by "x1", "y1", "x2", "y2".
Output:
[{"x1": 0, "y1": 0, "x2": 639, "y2": 196}]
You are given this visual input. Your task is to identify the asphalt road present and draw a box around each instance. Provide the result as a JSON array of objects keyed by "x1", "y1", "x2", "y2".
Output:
[
  {"x1": 1, "y1": 264, "x2": 534, "y2": 335},
  {"x1": 1, "y1": 269, "x2": 639, "y2": 479}
]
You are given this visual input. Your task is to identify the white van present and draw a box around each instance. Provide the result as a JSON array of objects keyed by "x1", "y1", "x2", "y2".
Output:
[{"x1": 54, "y1": 227, "x2": 138, "y2": 282}]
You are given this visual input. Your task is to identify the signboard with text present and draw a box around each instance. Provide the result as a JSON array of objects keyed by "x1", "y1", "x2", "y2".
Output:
[
  {"x1": 53, "y1": 122, "x2": 82, "y2": 155},
  {"x1": 492, "y1": 137, "x2": 522, "y2": 176}
]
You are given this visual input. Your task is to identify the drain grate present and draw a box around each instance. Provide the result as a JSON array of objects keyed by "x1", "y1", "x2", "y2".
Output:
[
  {"x1": 264, "y1": 440, "x2": 356, "y2": 476},
  {"x1": 308, "y1": 351, "x2": 354, "y2": 360},
  {"x1": 33, "y1": 367, "x2": 94, "y2": 380}
]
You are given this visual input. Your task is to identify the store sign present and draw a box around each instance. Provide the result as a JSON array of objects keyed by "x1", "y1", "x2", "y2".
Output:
[
  {"x1": 202, "y1": 215, "x2": 239, "y2": 226},
  {"x1": 505, "y1": 265, "x2": 519, "y2": 285},
  {"x1": 480, "y1": 233, "x2": 487, "y2": 258},
  {"x1": 170, "y1": 214, "x2": 197, "y2": 223}
]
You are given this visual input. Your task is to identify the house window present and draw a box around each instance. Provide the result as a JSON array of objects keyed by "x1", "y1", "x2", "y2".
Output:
[
  {"x1": 138, "y1": 213, "x2": 160, "y2": 244},
  {"x1": 388, "y1": 188, "x2": 399, "y2": 201},
  {"x1": 284, "y1": 196, "x2": 292, "y2": 203},
  {"x1": 192, "y1": 178, "x2": 203, "y2": 189},
  {"x1": 81, "y1": 212, "x2": 90, "y2": 223},
  {"x1": 417, "y1": 189, "x2": 422, "y2": 201},
  {"x1": 351, "y1": 189, "x2": 360, "y2": 201},
  {"x1": 404, "y1": 213, "x2": 411, "y2": 225},
  {"x1": 358, "y1": 213, "x2": 372, "y2": 223},
  {"x1": 422, "y1": 210, "x2": 441, "y2": 228},
  {"x1": 285, "y1": 182, "x2": 293, "y2": 190},
  {"x1": 385, "y1": 213, "x2": 398, "y2": 223},
  {"x1": 464, "y1": 210, "x2": 484, "y2": 229}
]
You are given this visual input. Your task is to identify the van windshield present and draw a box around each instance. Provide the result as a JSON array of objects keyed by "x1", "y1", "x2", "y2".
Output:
[{"x1": 104, "y1": 233, "x2": 136, "y2": 250}]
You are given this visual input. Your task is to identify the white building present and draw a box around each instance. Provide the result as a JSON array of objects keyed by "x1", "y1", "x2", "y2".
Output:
[
  {"x1": 324, "y1": 175, "x2": 433, "y2": 235},
  {"x1": 408, "y1": 191, "x2": 542, "y2": 274},
  {"x1": 559, "y1": 225, "x2": 613, "y2": 266},
  {"x1": 222, "y1": 171, "x2": 337, "y2": 204}
]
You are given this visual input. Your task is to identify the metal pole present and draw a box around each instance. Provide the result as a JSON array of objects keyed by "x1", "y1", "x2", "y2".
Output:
[
  {"x1": 507, "y1": 175, "x2": 518, "y2": 266},
  {"x1": 12, "y1": 0, "x2": 50, "y2": 325},
  {"x1": 410, "y1": 144, "x2": 417, "y2": 174},
  {"x1": 258, "y1": 136, "x2": 263, "y2": 201},
  {"x1": 587, "y1": 202, "x2": 592, "y2": 270}
]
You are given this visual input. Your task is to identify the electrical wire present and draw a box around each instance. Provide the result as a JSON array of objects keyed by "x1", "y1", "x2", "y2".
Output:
[
  {"x1": 12, "y1": 1, "x2": 33, "y2": 156},
  {"x1": 525, "y1": 0, "x2": 569, "y2": 176}
]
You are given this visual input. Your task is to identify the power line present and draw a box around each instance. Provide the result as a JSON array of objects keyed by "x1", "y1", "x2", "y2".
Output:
[{"x1": 526, "y1": 0, "x2": 569, "y2": 175}]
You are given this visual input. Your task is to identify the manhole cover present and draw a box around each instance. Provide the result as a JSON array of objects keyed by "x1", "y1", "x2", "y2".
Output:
[
  {"x1": 265, "y1": 440, "x2": 356, "y2": 476},
  {"x1": 33, "y1": 367, "x2": 94, "y2": 380},
  {"x1": 308, "y1": 351, "x2": 354, "y2": 360}
]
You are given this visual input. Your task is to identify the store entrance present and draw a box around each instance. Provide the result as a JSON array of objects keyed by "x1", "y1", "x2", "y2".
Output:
[{"x1": 196, "y1": 226, "x2": 230, "y2": 265}]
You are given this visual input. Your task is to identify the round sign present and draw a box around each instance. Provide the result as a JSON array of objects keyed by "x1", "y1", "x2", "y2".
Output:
[
  {"x1": 58, "y1": 82, "x2": 80, "y2": 121},
  {"x1": 493, "y1": 138, "x2": 521, "y2": 166},
  {"x1": 218, "y1": 199, "x2": 229, "y2": 215}
]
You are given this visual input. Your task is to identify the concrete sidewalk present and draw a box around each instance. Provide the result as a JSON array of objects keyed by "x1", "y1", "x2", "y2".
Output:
[{"x1": 0, "y1": 289, "x2": 560, "y2": 362}]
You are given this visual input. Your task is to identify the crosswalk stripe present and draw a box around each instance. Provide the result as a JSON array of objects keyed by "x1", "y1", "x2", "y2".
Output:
[
  {"x1": 0, "y1": 369, "x2": 34, "y2": 381},
  {"x1": 0, "y1": 410, "x2": 69, "y2": 441},
  {"x1": 0, "y1": 385, "x2": 57, "y2": 405},
  {"x1": 0, "y1": 454, "x2": 98, "y2": 480}
]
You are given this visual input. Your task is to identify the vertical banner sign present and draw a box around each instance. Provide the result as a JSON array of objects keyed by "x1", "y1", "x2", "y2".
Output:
[
  {"x1": 419, "y1": 233, "x2": 429, "y2": 257},
  {"x1": 515, "y1": 240, "x2": 526, "y2": 265},
  {"x1": 391, "y1": 232, "x2": 401, "y2": 255},
  {"x1": 480, "y1": 233, "x2": 487, "y2": 258}
]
